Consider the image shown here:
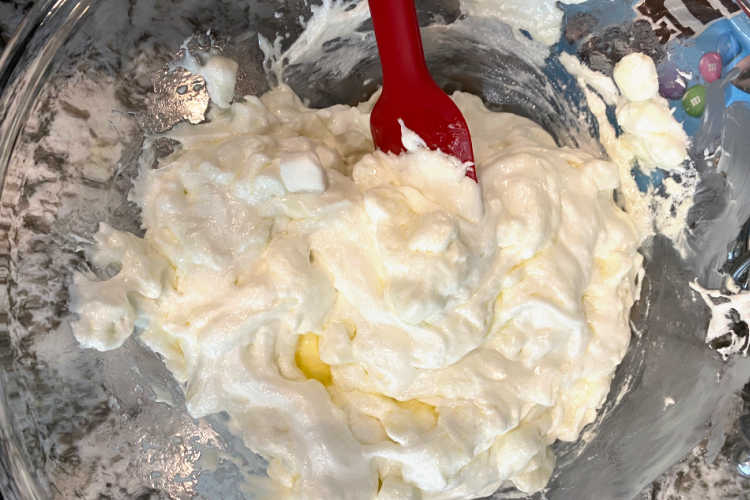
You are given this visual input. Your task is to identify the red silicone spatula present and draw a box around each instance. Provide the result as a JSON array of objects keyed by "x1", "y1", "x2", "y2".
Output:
[{"x1": 368, "y1": 0, "x2": 477, "y2": 181}]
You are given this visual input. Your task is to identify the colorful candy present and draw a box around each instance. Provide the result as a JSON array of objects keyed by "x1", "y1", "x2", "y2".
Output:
[
  {"x1": 658, "y1": 63, "x2": 687, "y2": 100},
  {"x1": 717, "y1": 31, "x2": 740, "y2": 65},
  {"x1": 682, "y1": 84, "x2": 707, "y2": 117},
  {"x1": 699, "y1": 52, "x2": 723, "y2": 83}
]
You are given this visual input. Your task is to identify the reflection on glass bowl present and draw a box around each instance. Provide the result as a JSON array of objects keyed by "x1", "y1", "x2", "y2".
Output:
[{"x1": 0, "y1": 1, "x2": 748, "y2": 499}]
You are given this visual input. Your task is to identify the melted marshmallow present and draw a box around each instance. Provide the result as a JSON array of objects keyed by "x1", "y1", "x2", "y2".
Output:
[
  {"x1": 180, "y1": 52, "x2": 238, "y2": 109},
  {"x1": 560, "y1": 52, "x2": 689, "y2": 174},
  {"x1": 613, "y1": 53, "x2": 659, "y2": 102},
  {"x1": 461, "y1": 0, "x2": 587, "y2": 46},
  {"x1": 71, "y1": 86, "x2": 642, "y2": 499}
]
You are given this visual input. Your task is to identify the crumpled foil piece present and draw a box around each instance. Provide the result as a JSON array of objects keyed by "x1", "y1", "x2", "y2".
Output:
[
  {"x1": 139, "y1": 30, "x2": 268, "y2": 134},
  {"x1": 141, "y1": 67, "x2": 208, "y2": 132}
]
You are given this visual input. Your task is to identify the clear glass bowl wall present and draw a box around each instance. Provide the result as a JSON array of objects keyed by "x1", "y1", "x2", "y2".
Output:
[{"x1": 0, "y1": 1, "x2": 748, "y2": 499}]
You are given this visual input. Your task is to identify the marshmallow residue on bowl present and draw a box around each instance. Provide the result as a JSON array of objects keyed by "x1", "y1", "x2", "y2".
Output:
[
  {"x1": 70, "y1": 67, "x2": 644, "y2": 498},
  {"x1": 560, "y1": 51, "x2": 694, "y2": 250}
]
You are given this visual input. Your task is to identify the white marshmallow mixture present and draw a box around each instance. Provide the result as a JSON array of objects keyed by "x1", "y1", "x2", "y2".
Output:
[
  {"x1": 71, "y1": 84, "x2": 643, "y2": 498},
  {"x1": 67, "y1": 33, "x2": 707, "y2": 498}
]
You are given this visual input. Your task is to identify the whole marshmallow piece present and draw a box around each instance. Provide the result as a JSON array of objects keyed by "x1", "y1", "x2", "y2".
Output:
[
  {"x1": 201, "y1": 56, "x2": 239, "y2": 109},
  {"x1": 280, "y1": 152, "x2": 328, "y2": 193},
  {"x1": 613, "y1": 53, "x2": 659, "y2": 102}
]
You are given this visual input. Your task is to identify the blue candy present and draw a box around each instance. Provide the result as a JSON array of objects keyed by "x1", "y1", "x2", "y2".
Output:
[{"x1": 717, "y1": 31, "x2": 740, "y2": 65}]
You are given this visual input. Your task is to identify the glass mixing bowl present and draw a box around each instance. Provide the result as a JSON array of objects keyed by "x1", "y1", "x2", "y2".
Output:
[{"x1": 1, "y1": 1, "x2": 750, "y2": 499}]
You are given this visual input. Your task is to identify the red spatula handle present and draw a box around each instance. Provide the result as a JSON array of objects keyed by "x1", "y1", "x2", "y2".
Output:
[
  {"x1": 368, "y1": 0, "x2": 431, "y2": 87},
  {"x1": 367, "y1": 0, "x2": 478, "y2": 182}
]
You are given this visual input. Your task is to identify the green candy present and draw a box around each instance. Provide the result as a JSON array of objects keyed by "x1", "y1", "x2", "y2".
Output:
[{"x1": 682, "y1": 85, "x2": 706, "y2": 117}]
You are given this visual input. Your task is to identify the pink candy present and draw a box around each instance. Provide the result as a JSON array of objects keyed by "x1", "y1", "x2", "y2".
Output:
[{"x1": 699, "y1": 52, "x2": 722, "y2": 83}]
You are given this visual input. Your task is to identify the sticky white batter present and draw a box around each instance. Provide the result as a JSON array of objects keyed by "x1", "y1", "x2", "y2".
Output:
[
  {"x1": 560, "y1": 52, "x2": 692, "y2": 247},
  {"x1": 560, "y1": 52, "x2": 689, "y2": 176},
  {"x1": 461, "y1": 0, "x2": 587, "y2": 46},
  {"x1": 70, "y1": 82, "x2": 642, "y2": 499}
]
